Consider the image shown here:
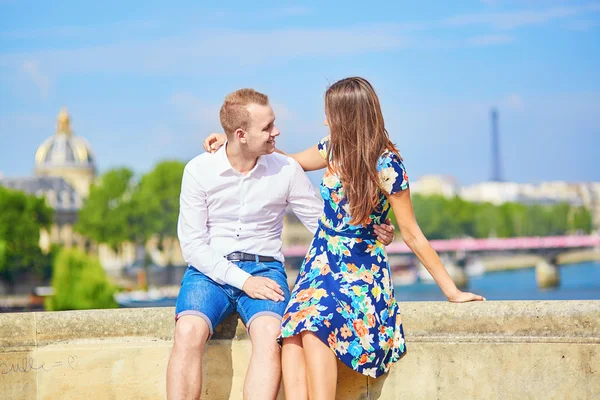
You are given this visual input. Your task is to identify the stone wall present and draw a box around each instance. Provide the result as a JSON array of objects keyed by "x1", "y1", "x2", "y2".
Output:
[{"x1": 1, "y1": 301, "x2": 598, "y2": 399}]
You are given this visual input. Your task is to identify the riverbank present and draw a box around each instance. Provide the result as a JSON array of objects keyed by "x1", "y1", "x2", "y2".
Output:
[{"x1": 483, "y1": 249, "x2": 600, "y2": 271}]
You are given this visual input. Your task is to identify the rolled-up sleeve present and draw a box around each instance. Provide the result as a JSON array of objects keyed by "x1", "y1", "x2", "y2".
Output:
[{"x1": 177, "y1": 163, "x2": 251, "y2": 290}]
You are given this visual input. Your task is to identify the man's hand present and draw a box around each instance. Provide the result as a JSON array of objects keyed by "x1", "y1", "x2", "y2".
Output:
[
  {"x1": 242, "y1": 276, "x2": 285, "y2": 302},
  {"x1": 374, "y1": 218, "x2": 396, "y2": 245},
  {"x1": 203, "y1": 133, "x2": 227, "y2": 153}
]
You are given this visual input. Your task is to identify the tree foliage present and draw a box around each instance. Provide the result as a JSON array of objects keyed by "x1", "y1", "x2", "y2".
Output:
[
  {"x1": 130, "y1": 161, "x2": 185, "y2": 245},
  {"x1": 75, "y1": 161, "x2": 185, "y2": 256},
  {"x1": 0, "y1": 186, "x2": 54, "y2": 286},
  {"x1": 45, "y1": 248, "x2": 118, "y2": 311},
  {"x1": 389, "y1": 194, "x2": 594, "y2": 240},
  {"x1": 75, "y1": 168, "x2": 135, "y2": 250}
]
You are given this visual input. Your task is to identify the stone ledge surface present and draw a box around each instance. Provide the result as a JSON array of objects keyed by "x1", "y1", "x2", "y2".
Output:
[
  {"x1": 0, "y1": 312, "x2": 36, "y2": 348},
  {"x1": 1, "y1": 301, "x2": 598, "y2": 400},
  {"x1": 2, "y1": 300, "x2": 597, "y2": 346}
]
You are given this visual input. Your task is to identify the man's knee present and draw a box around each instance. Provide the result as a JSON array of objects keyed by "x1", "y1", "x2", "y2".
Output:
[
  {"x1": 249, "y1": 315, "x2": 282, "y2": 348},
  {"x1": 173, "y1": 316, "x2": 210, "y2": 352}
]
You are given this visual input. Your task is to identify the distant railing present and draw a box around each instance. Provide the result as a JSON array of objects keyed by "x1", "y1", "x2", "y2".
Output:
[{"x1": 283, "y1": 234, "x2": 600, "y2": 257}]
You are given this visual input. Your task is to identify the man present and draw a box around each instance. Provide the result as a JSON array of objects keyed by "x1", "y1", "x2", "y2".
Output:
[{"x1": 166, "y1": 88, "x2": 394, "y2": 400}]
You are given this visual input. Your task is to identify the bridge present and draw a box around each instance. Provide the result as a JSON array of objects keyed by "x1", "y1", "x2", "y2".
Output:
[
  {"x1": 283, "y1": 234, "x2": 600, "y2": 257},
  {"x1": 282, "y1": 234, "x2": 600, "y2": 289}
]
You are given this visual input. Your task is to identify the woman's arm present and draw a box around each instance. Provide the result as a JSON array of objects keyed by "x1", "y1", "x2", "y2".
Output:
[
  {"x1": 284, "y1": 145, "x2": 327, "y2": 172},
  {"x1": 204, "y1": 133, "x2": 327, "y2": 172},
  {"x1": 387, "y1": 189, "x2": 485, "y2": 303}
]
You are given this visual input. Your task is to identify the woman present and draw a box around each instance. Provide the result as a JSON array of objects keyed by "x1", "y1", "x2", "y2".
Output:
[{"x1": 204, "y1": 77, "x2": 484, "y2": 400}]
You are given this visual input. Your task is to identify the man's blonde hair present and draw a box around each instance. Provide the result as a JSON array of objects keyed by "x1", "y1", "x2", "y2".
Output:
[{"x1": 219, "y1": 89, "x2": 269, "y2": 136}]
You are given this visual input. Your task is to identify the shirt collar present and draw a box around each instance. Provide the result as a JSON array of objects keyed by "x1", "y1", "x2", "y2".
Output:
[{"x1": 216, "y1": 142, "x2": 268, "y2": 176}]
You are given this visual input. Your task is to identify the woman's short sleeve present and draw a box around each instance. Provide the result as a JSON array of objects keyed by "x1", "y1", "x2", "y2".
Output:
[
  {"x1": 378, "y1": 152, "x2": 409, "y2": 195},
  {"x1": 317, "y1": 136, "x2": 330, "y2": 159}
]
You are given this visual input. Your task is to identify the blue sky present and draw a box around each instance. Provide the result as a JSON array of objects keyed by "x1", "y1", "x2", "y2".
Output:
[{"x1": 1, "y1": 0, "x2": 598, "y2": 186}]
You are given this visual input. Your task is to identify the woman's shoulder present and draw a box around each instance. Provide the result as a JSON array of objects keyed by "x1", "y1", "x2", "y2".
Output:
[
  {"x1": 377, "y1": 148, "x2": 404, "y2": 171},
  {"x1": 318, "y1": 135, "x2": 331, "y2": 158},
  {"x1": 377, "y1": 149, "x2": 409, "y2": 195}
]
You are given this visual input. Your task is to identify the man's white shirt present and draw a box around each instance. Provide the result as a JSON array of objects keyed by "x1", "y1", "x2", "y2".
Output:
[{"x1": 177, "y1": 145, "x2": 322, "y2": 290}]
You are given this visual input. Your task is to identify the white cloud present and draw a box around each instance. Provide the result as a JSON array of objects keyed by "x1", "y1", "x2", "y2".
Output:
[
  {"x1": 20, "y1": 60, "x2": 51, "y2": 99},
  {"x1": 271, "y1": 102, "x2": 296, "y2": 123},
  {"x1": 445, "y1": 3, "x2": 600, "y2": 29},
  {"x1": 467, "y1": 34, "x2": 516, "y2": 46},
  {"x1": 204, "y1": 6, "x2": 313, "y2": 21},
  {"x1": 168, "y1": 91, "x2": 219, "y2": 126},
  {"x1": 0, "y1": 19, "x2": 160, "y2": 40},
  {"x1": 0, "y1": 26, "x2": 409, "y2": 76},
  {"x1": 277, "y1": 6, "x2": 312, "y2": 17},
  {"x1": 1, "y1": 3, "x2": 596, "y2": 82},
  {"x1": 504, "y1": 93, "x2": 525, "y2": 111},
  {"x1": 0, "y1": 111, "x2": 48, "y2": 132},
  {"x1": 564, "y1": 19, "x2": 600, "y2": 31}
]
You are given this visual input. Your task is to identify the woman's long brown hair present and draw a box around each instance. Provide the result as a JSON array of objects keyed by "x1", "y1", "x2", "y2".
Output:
[{"x1": 325, "y1": 77, "x2": 400, "y2": 226}]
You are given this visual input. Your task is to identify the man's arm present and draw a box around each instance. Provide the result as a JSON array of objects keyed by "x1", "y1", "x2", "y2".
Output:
[
  {"x1": 177, "y1": 164, "x2": 251, "y2": 290},
  {"x1": 286, "y1": 159, "x2": 323, "y2": 234}
]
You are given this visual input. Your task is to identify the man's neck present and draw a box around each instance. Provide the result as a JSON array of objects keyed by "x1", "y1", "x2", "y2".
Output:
[{"x1": 225, "y1": 142, "x2": 260, "y2": 174}]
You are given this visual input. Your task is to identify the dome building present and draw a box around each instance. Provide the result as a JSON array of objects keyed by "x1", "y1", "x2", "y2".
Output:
[
  {"x1": 1, "y1": 108, "x2": 185, "y2": 274},
  {"x1": 0, "y1": 109, "x2": 95, "y2": 251},
  {"x1": 34, "y1": 109, "x2": 96, "y2": 198}
]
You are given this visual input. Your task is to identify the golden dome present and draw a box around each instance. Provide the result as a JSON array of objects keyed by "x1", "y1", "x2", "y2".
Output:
[{"x1": 35, "y1": 108, "x2": 95, "y2": 170}]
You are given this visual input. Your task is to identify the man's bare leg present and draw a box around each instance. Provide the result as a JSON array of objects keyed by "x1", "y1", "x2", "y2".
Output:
[
  {"x1": 166, "y1": 316, "x2": 210, "y2": 400},
  {"x1": 282, "y1": 335, "x2": 308, "y2": 400},
  {"x1": 244, "y1": 315, "x2": 283, "y2": 400}
]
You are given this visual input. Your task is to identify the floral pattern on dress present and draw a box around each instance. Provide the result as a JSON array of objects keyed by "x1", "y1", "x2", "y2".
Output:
[{"x1": 279, "y1": 136, "x2": 409, "y2": 378}]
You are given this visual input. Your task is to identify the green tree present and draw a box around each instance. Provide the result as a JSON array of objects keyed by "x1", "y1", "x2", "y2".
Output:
[
  {"x1": 547, "y1": 203, "x2": 570, "y2": 235},
  {"x1": 0, "y1": 240, "x2": 7, "y2": 278},
  {"x1": 388, "y1": 192, "x2": 587, "y2": 240},
  {"x1": 75, "y1": 168, "x2": 135, "y2": 250},
  {"x1": 75, "y1": 162, "x2": 185, "y2": 288},
  {"x1": 570, "y1": 206, "x2": 593, "y2": 234},
  {"x1": 0, "y1": 186, "x2": 54, "y2": 291},
  {"x1": 129, "y1": 161, "x2": 185, "y2": 282},
  {"x1": 472, "y1": 202, "x2": 501, "y2": 238},
  {"x1": 497, "y1": 202, "x2": 529, "y2": 237},
  {"x1": 411, "y1": 195, "x2": 461, "y2": 239},
  {"x1": 45, "y1": 248, "x2": 118, "y2": 311},
  {"x1": 130, "y1": 161, "x2": 185, "y2": 245}
]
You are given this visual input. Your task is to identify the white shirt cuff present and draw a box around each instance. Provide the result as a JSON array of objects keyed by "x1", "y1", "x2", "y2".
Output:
[{"x1": 226, "y1": 263, "x2": 252, "y2": 290}]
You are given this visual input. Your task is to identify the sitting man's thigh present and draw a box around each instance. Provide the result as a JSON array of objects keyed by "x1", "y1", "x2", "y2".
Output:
[
  {"x1": 236, "y1": 261, "x2": 291, "y2": 330},
  {"x1": 175, "y1": 266, "x2": 234, "y2": 336}
]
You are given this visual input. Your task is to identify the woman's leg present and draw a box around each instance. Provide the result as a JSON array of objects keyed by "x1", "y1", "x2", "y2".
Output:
[
  {"x1": 301, "y1": 331, "x2": 337, "y2": 400},
  {"x1": 282, "y1": 335, "x2": 309, "y2": 400}
]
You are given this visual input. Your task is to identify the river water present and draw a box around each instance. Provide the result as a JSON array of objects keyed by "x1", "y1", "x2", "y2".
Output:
[{"x1": 394, "y1": 261, "x2": 600, "y2": 301}]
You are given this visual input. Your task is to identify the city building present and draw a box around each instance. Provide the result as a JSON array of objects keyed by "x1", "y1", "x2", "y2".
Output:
[
  {"x1": 409, "y1": 175, "x2": 458, "y2": 198},
  {"x1": 0, "y1": 109, "x2": 93, "y2": 252},
  {"x1": 0, "y1": 109, "x2": 184, "y2": 274}
]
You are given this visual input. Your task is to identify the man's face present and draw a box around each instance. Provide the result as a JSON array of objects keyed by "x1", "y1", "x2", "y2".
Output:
[{"x1": 241, "y1": 104, "x2": 280, "y2": 156}]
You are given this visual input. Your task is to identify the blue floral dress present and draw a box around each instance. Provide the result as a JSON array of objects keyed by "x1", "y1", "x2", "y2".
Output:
[{"x1": 279, "y1": 136, "x2": 409, "y2": 378}]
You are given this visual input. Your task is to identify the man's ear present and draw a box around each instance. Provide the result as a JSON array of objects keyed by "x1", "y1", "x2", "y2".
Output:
[{"x1": 235, "y1": 128, "x2": 247, "y2": 143}]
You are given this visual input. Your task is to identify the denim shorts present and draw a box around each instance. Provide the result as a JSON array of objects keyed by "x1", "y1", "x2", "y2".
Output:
[{"x1": 175, "y1": 261, "x2": 290, "y2": 336}]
